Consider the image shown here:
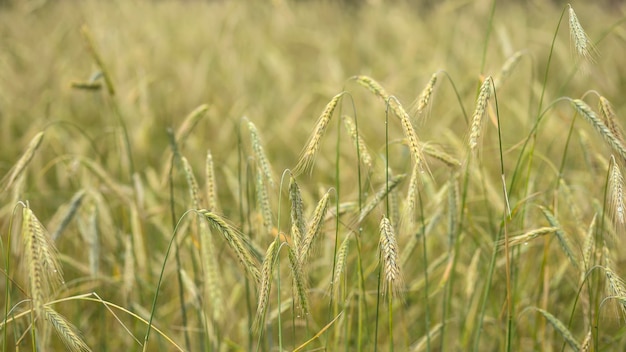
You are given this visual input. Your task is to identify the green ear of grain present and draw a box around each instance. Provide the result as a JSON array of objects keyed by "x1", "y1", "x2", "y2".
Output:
[
  {"x1": 199, "y1": 210, "x2": 261, "y2": 283},
  {"x1": 571, "y1": 99, "x2": 626, "y2": 163},
  {"x1": 531, "y1": 307, "x2": 581, "y2": 351},
  {"x1": 44, "y1": 306, "x2": 92, "y2": 352},
  {"x1": 539, "y1": 206, "x2": 580, "y2": 270},
  {"x1": 289, "y1": 175, "x2": 307, "y2": 253}
]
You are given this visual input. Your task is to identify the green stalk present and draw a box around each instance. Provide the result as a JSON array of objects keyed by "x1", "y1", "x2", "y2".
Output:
[
  {"x1": 166, "y1": 129, "x2": 192, "y2": 352},
  {"x1": 418, "y1": 191, "x2": 431, "y2": 351}
]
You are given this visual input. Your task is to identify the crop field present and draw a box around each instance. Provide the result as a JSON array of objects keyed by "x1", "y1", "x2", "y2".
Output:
[{"x1": 2, "y1": 0, "x2": 626, "y2": 351}]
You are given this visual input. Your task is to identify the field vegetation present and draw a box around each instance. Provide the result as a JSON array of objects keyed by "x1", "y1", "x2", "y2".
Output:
[{"x1": 2, "y1": 0, "x2": 626, "y2": 350}]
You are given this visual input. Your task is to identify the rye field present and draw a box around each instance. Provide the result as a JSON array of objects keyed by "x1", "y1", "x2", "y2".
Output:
[{"x1": 2, "y1": 0, "x2": 626, "y2": 350}]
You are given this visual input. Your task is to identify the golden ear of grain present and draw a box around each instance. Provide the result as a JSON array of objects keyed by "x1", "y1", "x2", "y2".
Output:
[
  {"x1": 22, "y1": 206, "x2": 63, "y2": 317},
  {"x1": 254, "y1": 239, "x2": 280, "y2": 332},
  {"x1": 609, "y1": 155, "x2": 626, "y2": 225},
  {"x1": 287, "y1": 245, "x2": 309, "y2": 317},
  {"x1": 581, "y1": 330, "x2": 592, "y2": 352},
  {"x1": 411, "y1": 72, "x2": 438, "y2": 118},
  {"x1": 539, "y1": 206, "x2": 580, "y2": 270},
  {"x1": 353, "y1": 75, "x2": 391, "y2": 101},
  {"x1": 469, "y1": 77, "x2": 492, "y2": 152},
  {"x1": 379, "y1": 216, "x2": 403, "y2": 297},
  {"x1": 421, "y1": 143, "x2": 461, "y2": 168},
  {"x1": 334, "y1": 232, "x2": 352, "y2": 281},
  {"x1": 404, "y1": 163, "x2": 420, "y2": 228},
  {"x1": 256, "y1": 165, "x2": 274, "y2": 235},
  {"x1": 532, "y1": 307, "x2": 582, "y2": 351},
  {"x1": 289, "y1": 175, "x2": 307, "y2": 253},
  {"x1": 299, "y1": 190, "x2": 331, "y2": 266},
  {"x1": 603, "y1": 244, "x2": 626, "y2": 321},
  {"x1": 571, "y1": 99, "x2": 626, "y2": 164},
  {"x1": 410, "y1": 323, "x2": 444, "y2": 351},
  {"x1": 496, "y1": 227, "x2": 558, "y2": 249},
  {"x1": 181, "y1": 155, "x2": 202, "y2": 209},
  {"x1": 353, "y1": 76, "x2": 427, "y2": 172},
  {"x1": 199, "y1": 210, "x2": 261, "y2": 283},
  {"x1": 390, "y1": 96, "x2": 428, "y2": 173},
  {"x1": 205, "y1": 150, "x2": 218, "y2": 212},
  {"x1": 388, "y1": 179, "x2": 400, "y2": 230},
  {"x1": 44, "y1": 306, "x2": 92, "y2": 352},
  {"x1": 245, "y1": 117, "x2": 275, "y2": 188},
  {"x1": 568, "y1": 4, "x2": 597, "y2": 62},
  {"x1": 293, "y1": 92, "x2": 345, "y2": 176},
  {"x1": 599, "y1": 96, "x2": 625, "y2": 146},
  {"x1": 2, "y1": 131, "x2": 44, "y2": 194},
  {"x1": 175, "y1": 104, "x2": 210, "y2": 146},
  {"x1": 581, "y1": 214, "x2": 597, "y2": 273},
  {"x1": 493, "y1": 51, "x2": 524, "y2": 88},
  {"x1": 342, "y1": 115, "x2": 374, "y2": 170},
  {"x1": 198, "y1": 217, "x2": 223, "y2": 321}
]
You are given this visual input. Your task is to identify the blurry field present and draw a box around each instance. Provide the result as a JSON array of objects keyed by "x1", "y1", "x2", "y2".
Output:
[{"x1": 2, "y1": 0, "x2": 626, "y2": 351}]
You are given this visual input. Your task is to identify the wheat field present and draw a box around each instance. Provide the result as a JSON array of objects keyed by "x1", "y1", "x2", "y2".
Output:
[{"x1": 2, "y1": 0, "x2": 626, "y2": 351}]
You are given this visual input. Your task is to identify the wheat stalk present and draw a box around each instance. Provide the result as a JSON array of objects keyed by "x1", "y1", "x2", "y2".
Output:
[
  {"x1": 81, "y1": 25, "x2": 115, "y2": 95},
  {"x1": 379, "y1": 216, "x2": 403, "y2": 297},
  {"x1": 469, "y1": 77, "x2": 492, "y2": 152},
  {"x1": 294, "y1": 92, "x2": 345, "y2": 175}
]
